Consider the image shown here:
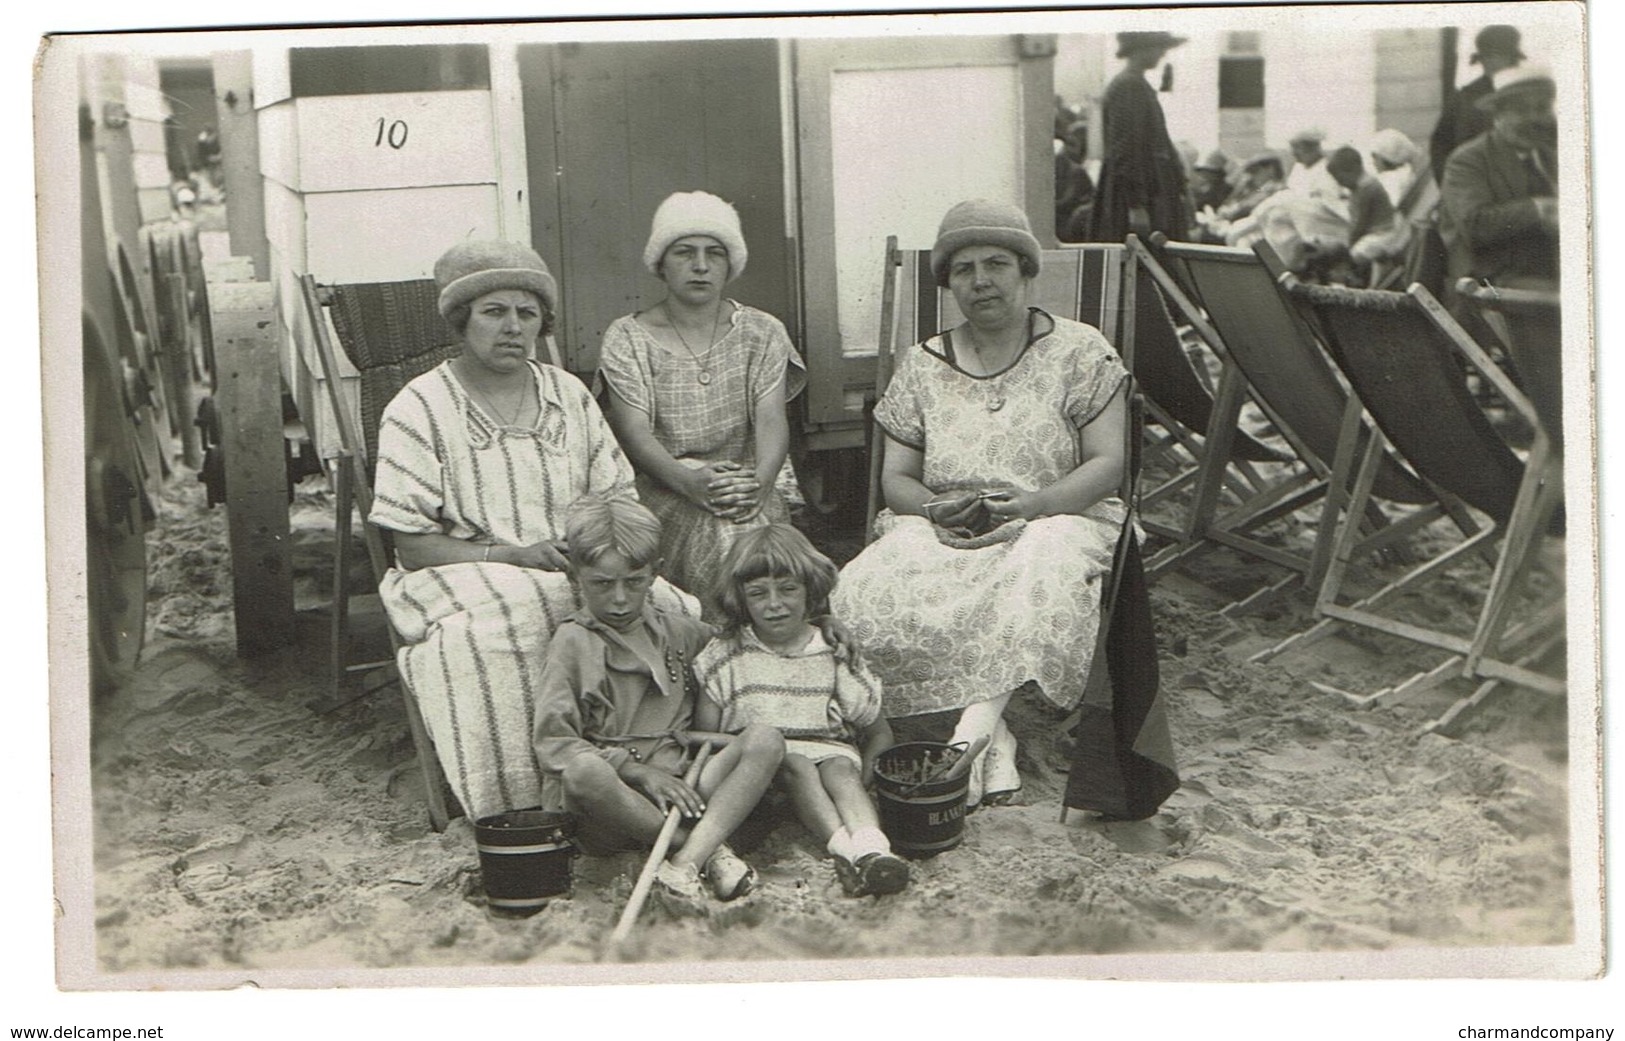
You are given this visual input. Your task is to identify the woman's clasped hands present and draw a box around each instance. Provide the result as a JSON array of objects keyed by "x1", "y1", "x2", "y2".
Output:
[{"x1": 686, "y1": 460, "x2": 763, "y2": 523}]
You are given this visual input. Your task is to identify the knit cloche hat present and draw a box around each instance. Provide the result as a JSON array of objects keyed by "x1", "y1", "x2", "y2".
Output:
[
  {"x1": 433, "y1": 240, "x2": 558, "y2": 320},
  {"x1": 642, "y1": 191, "x2": 748, "y2": 281},
  {"x1": 929, "y1": 199, "x2": 1042, "y2": 287}
]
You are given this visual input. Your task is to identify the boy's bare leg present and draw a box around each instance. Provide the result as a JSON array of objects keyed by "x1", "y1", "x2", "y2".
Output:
[
  {"x1": 819, "y1": 757, "x2": 881, "y2": 833},
  {"x1": 560, "y1": 754, "x2": 675, "y2": 854},
  {"x1": 669, "y1": 724, "x2": 784, "y2": 870},
  {"x1": 780, "y1": 754, "x2": 843, "y2": 845}
]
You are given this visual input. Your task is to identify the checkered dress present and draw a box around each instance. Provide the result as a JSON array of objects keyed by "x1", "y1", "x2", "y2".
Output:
[{"x1": 598, "y1": 303, "x2": 806, "y2": 617}]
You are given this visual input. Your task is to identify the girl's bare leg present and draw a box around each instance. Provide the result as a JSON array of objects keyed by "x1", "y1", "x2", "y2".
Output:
[
  {"x1": 779, "y1": 753, "x2": 843, "y2": 846},
  {"x1": 818, "y1": 757, "x2": 881, "y2": 832}
]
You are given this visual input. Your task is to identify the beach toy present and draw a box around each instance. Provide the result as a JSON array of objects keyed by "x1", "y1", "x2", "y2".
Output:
[
  {"x1": 474, "y1": 808, "x2": 577, "y2": 917},
  {"x1": 874, "y1": 742, "x2": 972, "y2": 858}
]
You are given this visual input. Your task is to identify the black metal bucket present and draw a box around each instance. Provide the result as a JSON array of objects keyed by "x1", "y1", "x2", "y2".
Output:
[
  {"x1": 874, "y1": 742, "x2": 968, "y2": 859},
  {"x1": 474, "y1": 808, "x2": 577, "y2": 916}
]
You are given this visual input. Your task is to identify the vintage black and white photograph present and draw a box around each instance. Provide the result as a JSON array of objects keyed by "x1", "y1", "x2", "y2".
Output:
[{"x1": 36, "y1": 1, "x2": 1601, "y2": 995}]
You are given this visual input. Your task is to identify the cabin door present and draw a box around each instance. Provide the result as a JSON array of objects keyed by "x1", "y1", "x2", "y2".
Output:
[{"x1": 518, "y1": 40, "x2": 792, "y2": 376}]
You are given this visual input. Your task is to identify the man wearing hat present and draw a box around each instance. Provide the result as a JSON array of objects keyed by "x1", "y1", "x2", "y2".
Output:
[
  {"x1": 1439, "y1": 64, "x2": 1558, "y2": 288},
  {"x1": 1430, "y1": 25, "x2": 1525, "y2": 183},
  {"x1": 1088, "y1": 30, "x2": 1190, "y2": 243}
]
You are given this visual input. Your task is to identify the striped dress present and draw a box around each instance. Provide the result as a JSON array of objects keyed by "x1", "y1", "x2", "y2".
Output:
[
  {"x1": 694, "y1": 628, "x2": 883, "y2": 765},
  {"x1": 370, "y1": 360, "x2": 699, "y2": 819}
]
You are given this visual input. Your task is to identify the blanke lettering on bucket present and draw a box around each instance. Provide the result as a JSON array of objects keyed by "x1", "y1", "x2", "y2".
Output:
[{"x1": 927, "y1": 804, "x2": 965, "y2": 827}]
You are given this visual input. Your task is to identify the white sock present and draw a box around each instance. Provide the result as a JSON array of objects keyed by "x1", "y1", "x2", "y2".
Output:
[
  {"x1": 847, "y1": 825, "x2": 893, "y2": 858},
  {"x1": 826, "y1": 826, "x2": 860, "y2": 862}
]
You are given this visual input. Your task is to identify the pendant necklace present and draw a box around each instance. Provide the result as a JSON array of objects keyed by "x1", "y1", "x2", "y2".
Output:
[
  {"x1": 669, "y1": 302, "x2": 722, "y2": 385},
  {"x1": 973, "y1": 311, "x2": 1034, "y2": 413}
]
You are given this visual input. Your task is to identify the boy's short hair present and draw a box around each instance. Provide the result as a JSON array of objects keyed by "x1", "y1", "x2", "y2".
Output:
[
  {"x1": 1326, "y1": 146, "x2": 1364, "y2": 177},
  {"x1": 714, "y1": 524, "x2": 839, "y2": 628},
  {"x1": 564, "y1": 494, "x2": 662, "y2": 569}
]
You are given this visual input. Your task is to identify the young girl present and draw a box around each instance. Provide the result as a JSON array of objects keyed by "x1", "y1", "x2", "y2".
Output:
[{"x1": 693, "y1": 525, "x2": 910, "y2": 897}]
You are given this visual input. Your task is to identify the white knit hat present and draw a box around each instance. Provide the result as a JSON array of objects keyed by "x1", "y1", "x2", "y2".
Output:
[{"x1": 642, "y1": 191, "x2": 748, "y2": 281}]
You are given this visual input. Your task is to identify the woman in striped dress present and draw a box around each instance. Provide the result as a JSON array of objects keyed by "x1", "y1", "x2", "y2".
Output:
[{"x1": 370, "y1": 240, "x2": 698, "y2": 820}]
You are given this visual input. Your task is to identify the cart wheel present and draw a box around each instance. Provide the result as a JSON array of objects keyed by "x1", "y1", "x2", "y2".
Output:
[{"x1": 85, "y1": 323, "x2": 148, "y2": 696}]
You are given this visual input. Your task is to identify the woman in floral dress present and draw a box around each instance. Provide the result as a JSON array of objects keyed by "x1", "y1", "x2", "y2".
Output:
[{"x1": 831, "y1": 199, "x2": 1130, "y2": 808}]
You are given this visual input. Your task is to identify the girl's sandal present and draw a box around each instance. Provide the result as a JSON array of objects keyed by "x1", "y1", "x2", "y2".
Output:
[{"x1": 702, "y1": 844, "x2": 758, "y2": 901}]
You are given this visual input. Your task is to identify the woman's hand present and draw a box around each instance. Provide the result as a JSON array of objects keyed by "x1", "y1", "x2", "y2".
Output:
[
  {"x1": 1128, "y1": 206, "x2": 1152, "y2": 237},
  {"x1": 982, "y1": 489, "x2": 1043, "y2": 524},
  {"x1": 623, "y1": 762, "x2": 706, "y2": 818},
  {"x1": 701, "y1": 462, "x2": 762, "y2": 520},
  {"x1": 814, "y1": 615, "x2": 855, "y2": 664},
  {"x1": 502, "y1": 540, "x2": 570, "y2": 571},
  {"x1": 922, "y1": 490, "x2": 985, "y2": 531}
]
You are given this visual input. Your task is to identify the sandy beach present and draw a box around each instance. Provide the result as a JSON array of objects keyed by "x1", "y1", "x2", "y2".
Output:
[{"x1": 86, "y1": 458, "x2": 1575, "y2": 975}]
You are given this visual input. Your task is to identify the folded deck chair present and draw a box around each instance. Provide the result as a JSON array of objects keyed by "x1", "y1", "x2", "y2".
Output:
[
  {"x1": 301, "y1": 275, "x2": 464, "y2": 830},
  {"x1": 1258, "y1": 276, "x2": 1564, "y2": 716},
  {"x1": 1131, "y1": 236, "x2": 1465, "y2": 609}
]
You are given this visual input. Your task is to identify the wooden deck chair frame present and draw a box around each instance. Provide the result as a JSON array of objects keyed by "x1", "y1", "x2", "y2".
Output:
[
  {"x1": 1454, "y1": 278, "x2": 1564, "y2": 457},
  {"x1": 300, "y1": 274, "x2": 577, "y2": 832},
  {"x1": 1132, "y1": 235, "x2": 1471, "y2": 614},
  {"x1": 1254, "y1": 275, "x2": 1564, "y2": 718}
]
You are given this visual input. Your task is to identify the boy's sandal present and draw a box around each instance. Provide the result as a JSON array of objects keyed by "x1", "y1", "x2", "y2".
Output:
[
  {"x1": 835, "y1": 852, "x2": 910, "y2": 897},
  {"x1": 652, "y1": 860, "x2": 710, "y2": 919},
  {"x1": 702, "y1": 844, "x2": 758, "y2": 902}
]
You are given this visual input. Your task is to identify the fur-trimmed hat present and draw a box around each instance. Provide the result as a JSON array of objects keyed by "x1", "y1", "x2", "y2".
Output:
[
  {"x1": 929, "y1": 199, "x2": 1042, "y2": 287},
  {"x1": 433, "y1": 240, "x2": 557, "y2": 319},
  {"x1": 642, "y1": 191, "x2": 748, "y2": 281},
  {"x1": 929, "y1": 198, "x2": 1040, "y2": 285}
]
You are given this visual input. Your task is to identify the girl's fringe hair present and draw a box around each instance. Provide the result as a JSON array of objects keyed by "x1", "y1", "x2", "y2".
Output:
[{"x1": 713, "y1": 524, "x2": 838, "y2": 629}]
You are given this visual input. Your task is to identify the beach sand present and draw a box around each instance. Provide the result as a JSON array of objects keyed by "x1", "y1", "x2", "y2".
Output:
[{"x1": 88, "y1": 456, "x2": 1573, "y2": 975}]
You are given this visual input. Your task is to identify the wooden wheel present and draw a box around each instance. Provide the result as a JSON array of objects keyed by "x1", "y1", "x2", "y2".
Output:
[{"x1": 85, "y1": 318, "x2": 148, "y2": 696}]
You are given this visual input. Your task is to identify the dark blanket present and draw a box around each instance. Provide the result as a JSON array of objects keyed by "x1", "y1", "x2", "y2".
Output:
[{"x1": 1063, "y1": 531, "x2": 1179, "y2": 820}]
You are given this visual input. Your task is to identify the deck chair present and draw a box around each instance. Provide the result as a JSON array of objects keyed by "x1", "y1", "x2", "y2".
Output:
[
  {"x1": 1134, "y1": 236, "x2": 1465, "y2": 610},
  {"x1": 301, "y1": 275, "x2": 462, "y2": 831},
  {"x1": 1257, "y1": 276, "x2": 1564, "y2": 718},
  {"x1": 1455, "y1": 279, "x2": 1564, "y2": 457}
]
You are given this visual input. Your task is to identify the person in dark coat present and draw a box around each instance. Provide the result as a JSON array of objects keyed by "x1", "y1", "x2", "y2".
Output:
[
  {"x1": 1429, "y1": 25, "x2": 1525, "y2": 184},
  {"x1": 1439, "y1": 64, "x2": 1558, "y2": 289},
  {"x1": 1089, "y1": 31, "x2": 1190, "y2": 244}
]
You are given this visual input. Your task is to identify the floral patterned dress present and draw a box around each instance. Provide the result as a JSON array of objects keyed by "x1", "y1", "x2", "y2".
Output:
[
  {"x1": 830, "y1": 311, "x2": 1128, "y2": 717},
  {"x1": 598, "y1": 302, "x2": 806, "y2": 616}
]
